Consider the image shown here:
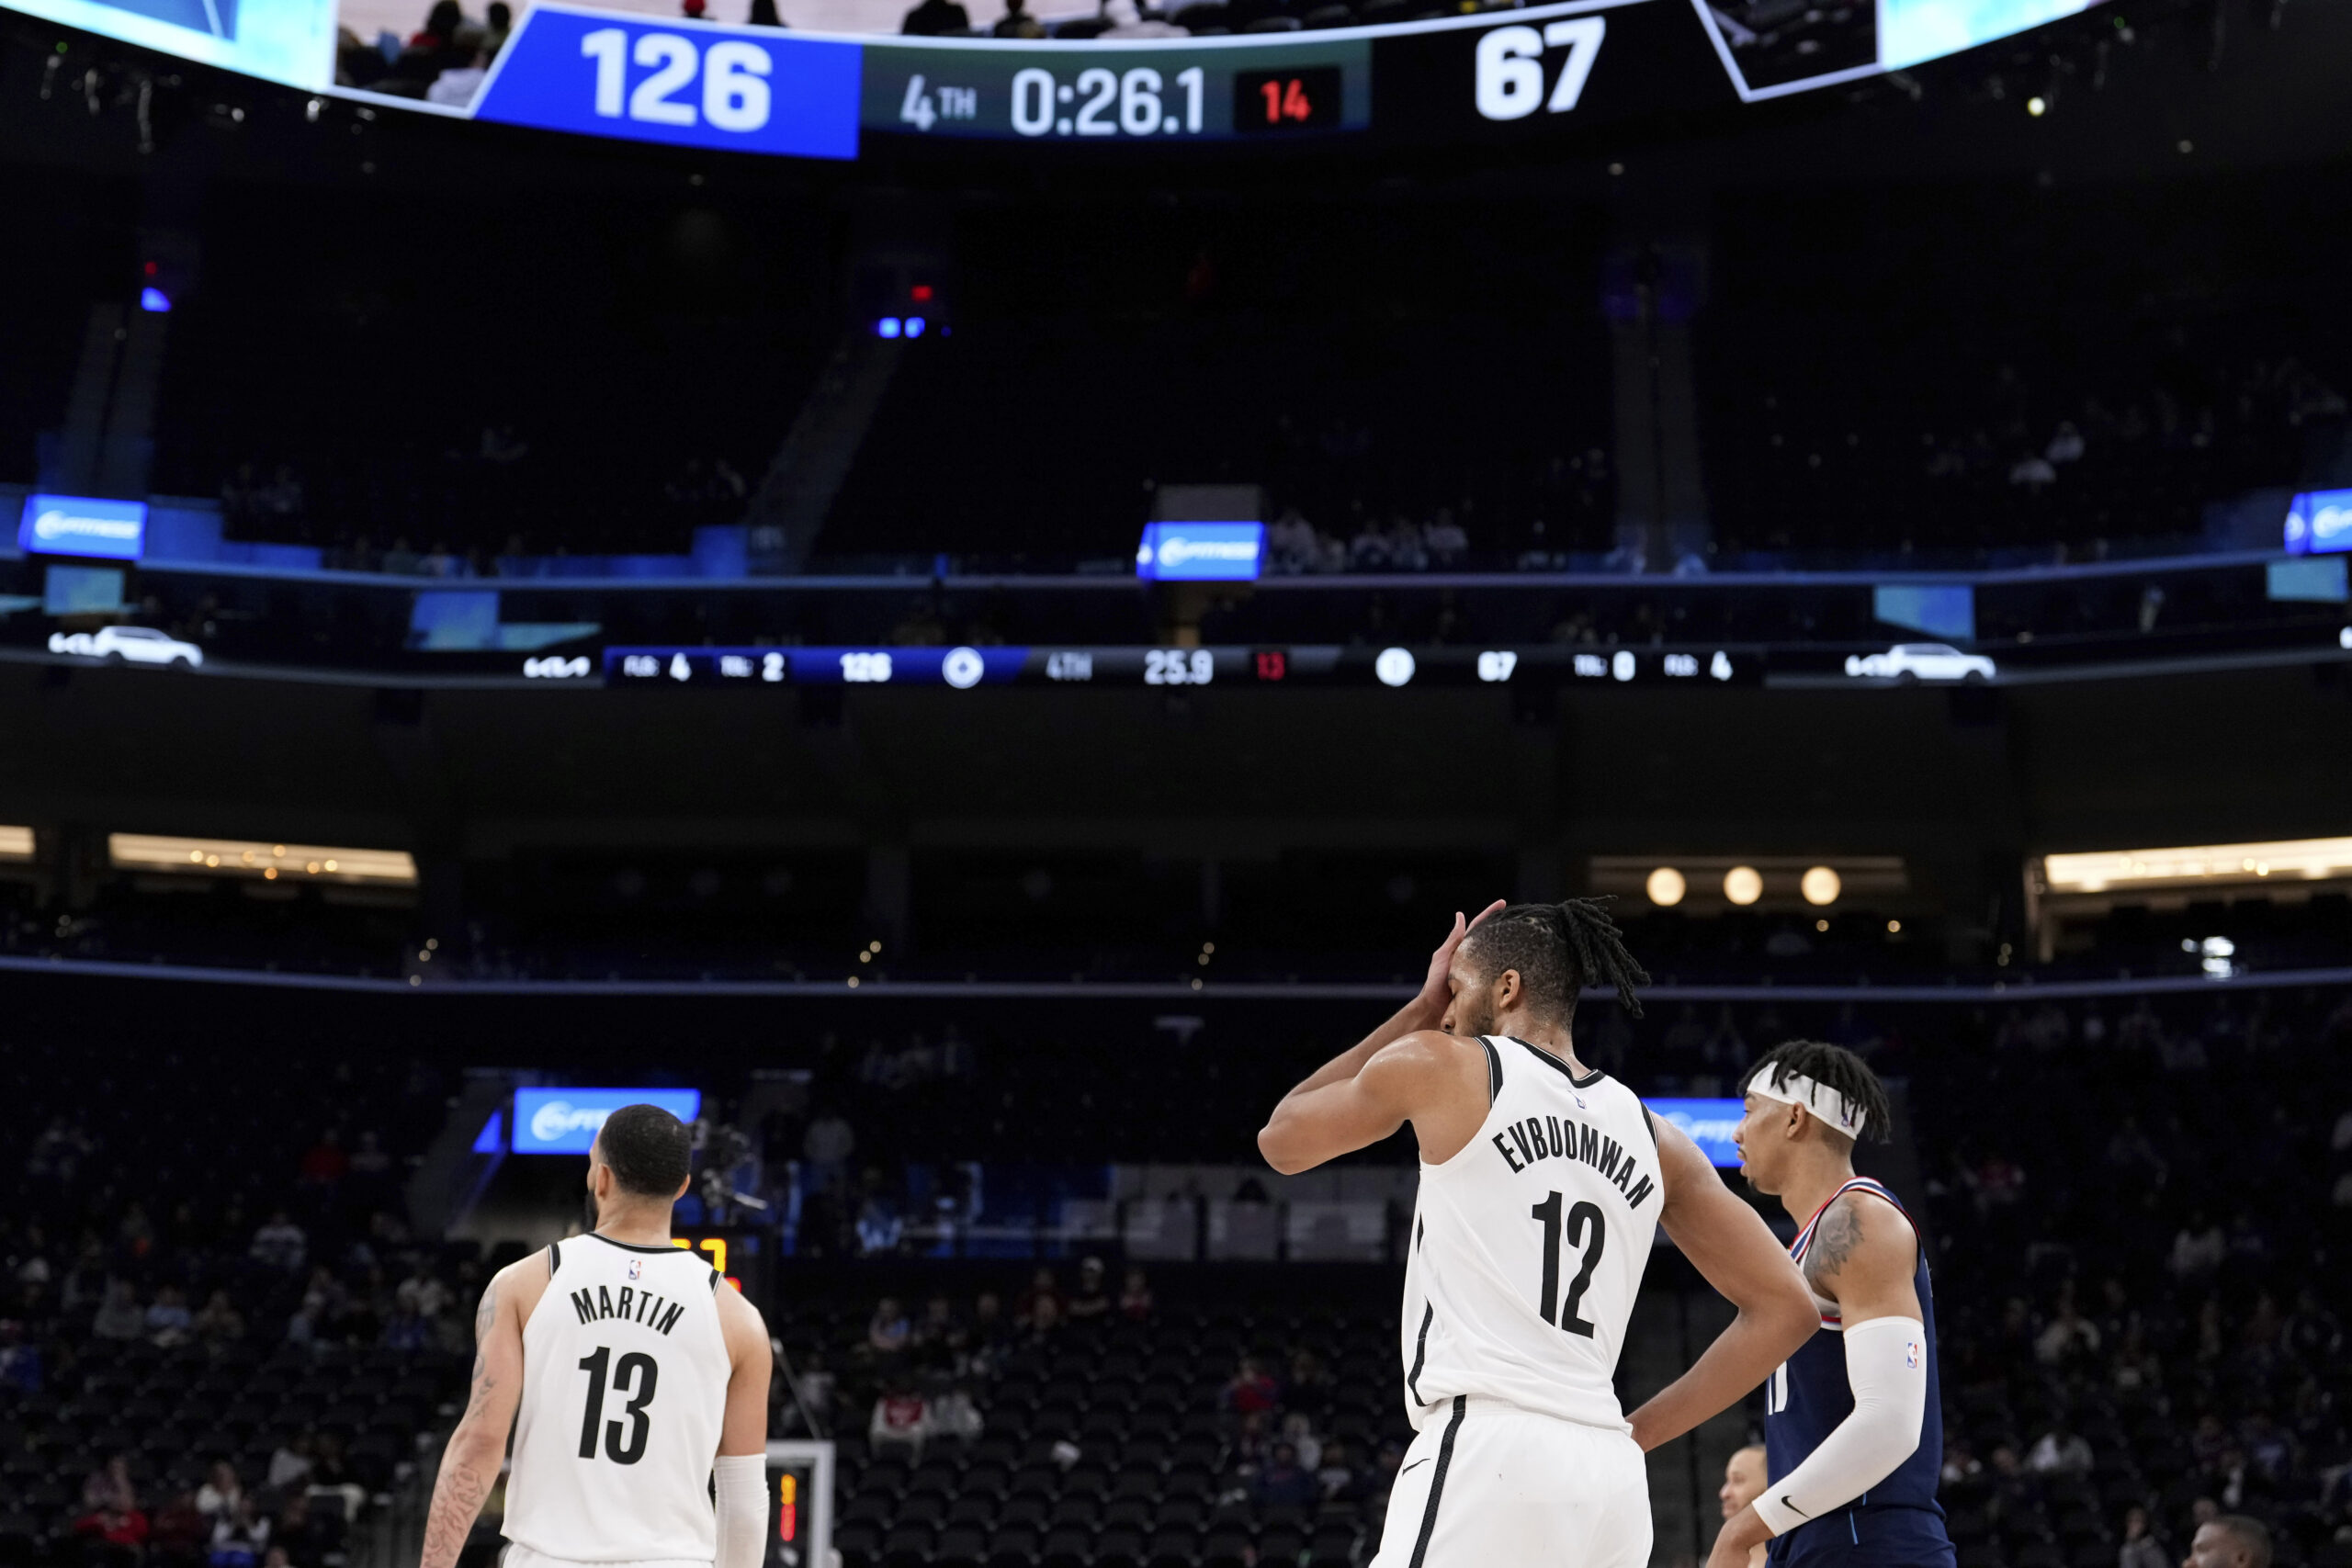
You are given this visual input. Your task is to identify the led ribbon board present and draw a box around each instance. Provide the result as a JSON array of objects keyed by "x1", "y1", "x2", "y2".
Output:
[{"x1": 511, "y1": 1087, "x2": 705, "y2": 1154}]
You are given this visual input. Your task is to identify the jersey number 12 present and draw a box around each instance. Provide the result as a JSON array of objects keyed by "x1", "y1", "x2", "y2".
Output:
[
  {"x1": 1531, "y1": 1191, "x2": 1606, "y2": 1337},
  {"x1": 578, "y1": 1346, "x2": 659, "y2": 1463}
]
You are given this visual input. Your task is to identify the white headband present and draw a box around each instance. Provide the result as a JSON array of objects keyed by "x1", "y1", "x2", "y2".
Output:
[{"x1": 1748, "y1": 1070, "x2": 1869, "y2": 1140}]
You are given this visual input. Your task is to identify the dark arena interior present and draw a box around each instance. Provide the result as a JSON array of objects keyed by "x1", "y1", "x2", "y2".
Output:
[{"x1": 0, "y1": 0, "x2": 2348, "y2": 1562}]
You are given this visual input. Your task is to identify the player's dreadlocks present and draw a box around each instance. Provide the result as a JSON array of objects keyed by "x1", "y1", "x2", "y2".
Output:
[
  {"x1": 1742, "y1": 1040, "x2": 1894, "y2": 1145},
  {"x1": 1463, "y1": 897, "x2": 1652, "y2": 1021}
]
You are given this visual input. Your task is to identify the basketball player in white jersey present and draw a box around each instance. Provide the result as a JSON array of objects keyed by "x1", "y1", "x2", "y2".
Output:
[
  {"x1": 1260, "y1": 900, "x2": 1816, "y2": 1568},
  {"x1": 417, "y1": 1104, "x2": 773, "y2": 1568}
]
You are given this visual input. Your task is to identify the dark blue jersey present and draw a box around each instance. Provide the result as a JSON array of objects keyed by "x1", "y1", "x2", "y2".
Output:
[{"x1": 1764, "y1": 1178, "x2": 1954, "y2": 1568}]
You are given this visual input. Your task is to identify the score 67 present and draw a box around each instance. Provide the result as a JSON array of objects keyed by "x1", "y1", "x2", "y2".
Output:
[
  {"x1": 581, "y1": 27, "x2": 772, "y2": 131},
  {"x1": 1474, "y1": 16, "x2": 1604, "y2": 121}
]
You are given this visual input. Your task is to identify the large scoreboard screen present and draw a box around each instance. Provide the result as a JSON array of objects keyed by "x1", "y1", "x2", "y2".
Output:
[{"x1": 4, "y1": 0, "x2": 2109, "y2": 161}]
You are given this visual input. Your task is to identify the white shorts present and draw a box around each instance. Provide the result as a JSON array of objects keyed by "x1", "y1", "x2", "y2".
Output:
[
  {"x1": 504, "y1": 1544, "x2": 710, "y2": 1568},
  {"x1": 1368, "y1": 1397, "x2": 1653, "y2": 1568}
]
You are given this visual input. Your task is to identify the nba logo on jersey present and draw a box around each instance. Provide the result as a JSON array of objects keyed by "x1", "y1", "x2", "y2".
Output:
[
  {"x1": 1905, "y1": 1340, "x2": 1920, "y2": 1369},
  {"x1": 628, "y1": 1258, "x2": 642, "y2": 1280}
]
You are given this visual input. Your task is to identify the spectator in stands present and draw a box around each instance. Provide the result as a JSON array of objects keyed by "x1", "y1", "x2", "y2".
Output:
[
  {"x1": 194, "y1": 1464, "x2": 242, "y2": 1522},
  {"x1": 1315, "y1": 1439, "x2": 1355, "y2": 1502},
  {"x1": 913, "y1": 1294, "x2": 963, "y2": 1363},
  {"x1": 309, "y1": 1436, "x2": 362, "y2": 1521},
  {"x1": 250, "y1": 1212, "x2": 307, "y2": 1271},
  {"x1": 266, "y1": 1433, "x2": 313, "y2": 1493},
  {"x1": 1100, "y1": 0, "x2": 1185, "y2": 35},
  {"x1": 395, "y1": 1263, "x2": 450, "y2": 1322},
  {"x1": 92, "y1": 1278, "x2": 144, "y2": 1341},
  {"x1": 191, "y1": 1290, "x2": 244, "y2": 1351},
  {"x1": 145, "y1": 1284, "x2": 193, "y2": 1347},
  {"x1": 1720, "y1": 1444, "x2": 1770, "y2": 1568},
  {"x1": 968, "y1": 1291, "x2": 1009, "y2": 1362},
  {"x1": 1283, "y1": 1348, "x2": 1332, "y2": 1419},
  {"x1": 2035, "y1": 1292, "x2": 2102, "y2": 1366},
  {"x1": 82, "y1": 1454, "x2": 139, "y2": 1513},
  {"x1": 74, "y1": 1497, "x2": 150, "y2": 1565},
  {"x1": 2027, "y1": 1421, "x2": 2093, "y2": 1476},
  {"x1": 426, "y1": 51, "x2": 491, "y2": 105},
  {"x1": 1223, "y1": 1356, "x2": 1279, "y2": 1415},
  {"x1": 990, "y1": 0, "x2": 1043, "y2": 32},
  {"x1": 2118, "y1": 1507, "x2": 2165, "y2": 1568},
  {"x1": 1253, "y1": 1442, "x2": 1317, "y2": 1510},
  {"x1": 1424, "y1": 507, "x2": 1469, "y2": 565},
  {"x1": 151, "y1": 1493, "x2": 208, "y2": 1568},
  {"x1": 869, "y1": 1383, "x2": 932, "y2": 1461},
  {"x1": 1118, "y1": 1266, "x2": 1153, "y2": 1321},
  {"x1": 209, "y1": 1497, "x2": 269, "y2": 1568},
  {"x1": 28, "y1": 1115, "x2": 96, "y2": 1185},
  {"x1": 380, "y1": 1298, "x2": 429, "y2": 1350},
  {"x1": 1013, "y1": 1267, "x2": 1062, "y2": 1327},
  {"x1": 2169, "y1": 1212, "x2": 2225, "y2": 1280},
  {"x1": 1021, "y1": 1293, "x2": 1063, "y2": 1343},
  {"x1": 866, "y1": 1297, "x2": 911, "y2": 1357},
  {"x1": 269, "y1": 1493, "x2": 338, "y2": 1567},
  {"x1": 409, "y1": 0, "x2": 462, "y2": 51},
  {"x1": 1066, "y1": 1257, "x2": 1111, "y2": 1323},
  {"x1": 481, "y1": 0, "x2": 511, "y2": 47},
  {"x1": 2183, "y1": 1516, "x2": 2270, "y2": 1568},
  {"x1": 853, "y1": 1191, "x2": 903, "y2": 1255},
  {"x1": 930, "y1": 1381, "x2": 984, "y2": 1444},
  {"x1": 899, "y1": 0, "x2": 968, "y2": 32},
  {"x1": 0, "y1": 1319, "x2": 41, "y2": 1393}
]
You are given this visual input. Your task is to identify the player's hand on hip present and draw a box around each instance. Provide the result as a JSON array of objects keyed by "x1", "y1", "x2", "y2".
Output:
[
  {"x1": 1707, "y1": 1506, "x2": 1774, "y2": 1568},
  {"x1": 1419, "y1": 900, "x2": 1507, "y2": 1011}
]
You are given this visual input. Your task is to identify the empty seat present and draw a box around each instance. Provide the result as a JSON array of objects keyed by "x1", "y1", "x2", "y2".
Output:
[{"x1": 1146, "y1": 1531, "x2": 1199, "y2": 1568}]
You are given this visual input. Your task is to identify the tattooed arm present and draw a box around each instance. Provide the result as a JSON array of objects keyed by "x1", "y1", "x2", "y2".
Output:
[
  {"x1": 420, "y1": 1261, "x2": 536, "y2": 1568},
  {"x1": 1706, "y1": 1190, "x2": 1928, "y2": 1568},
  {"x1": 1800, "y1": 1190, "x2": 1922, "y2": 1323}
]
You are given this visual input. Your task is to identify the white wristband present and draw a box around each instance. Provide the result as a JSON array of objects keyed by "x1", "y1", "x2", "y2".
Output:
[
  {"x1": 1750, "y1": 1317, "x2": 1928, "y2": 1538},
  {"x1": 714, "y1": 1453, "x2": 769, "y2": 1568}
]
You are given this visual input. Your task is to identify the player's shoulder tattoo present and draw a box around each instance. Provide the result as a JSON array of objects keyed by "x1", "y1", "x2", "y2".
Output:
[{"x1": 1802, "y1": 1193, "x2": 1866, "y2": 1288}]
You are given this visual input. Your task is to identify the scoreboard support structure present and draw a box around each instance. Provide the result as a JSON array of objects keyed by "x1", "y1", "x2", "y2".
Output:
[{"x1": 763, "y1": 1440, "x2": 838, "y2": 1568}]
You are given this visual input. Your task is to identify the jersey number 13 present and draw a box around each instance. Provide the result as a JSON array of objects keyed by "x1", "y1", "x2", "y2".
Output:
[
  {"x1": 1531, "y1": 1191, "x2": 1606, "y2": 1337},
  {"x1": 577, "y1": 1346, "x2": 660, "y2": 1464}
]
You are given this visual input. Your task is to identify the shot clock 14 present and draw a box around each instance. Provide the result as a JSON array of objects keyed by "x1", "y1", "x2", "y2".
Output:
[{"x1": 1235, "y1": 66, "x2": 1340, "y2": 131}]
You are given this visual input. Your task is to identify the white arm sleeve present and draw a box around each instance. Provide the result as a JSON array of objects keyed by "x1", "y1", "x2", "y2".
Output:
[
  {"x1": 714, "y1": 1454, "x2": 769, "y2": 1568},
  {"x1": 1750, "y1": 1317, "x2": 1928, "y2": 1538}
]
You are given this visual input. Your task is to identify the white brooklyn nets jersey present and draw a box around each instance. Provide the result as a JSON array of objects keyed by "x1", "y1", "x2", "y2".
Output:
[
  {"x1": 1397, "y1": 1036, "x2": 1663, "y2": 1432},
  {"x1": 504, "y1": 1235, "x2": 734, "y2": 1566}
]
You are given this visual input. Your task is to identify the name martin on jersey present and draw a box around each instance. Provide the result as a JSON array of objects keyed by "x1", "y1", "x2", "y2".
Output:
[
  {"x1": 569, "y1": 1284, "x2": 690, "y2": 1336},
  {"x1": 1488, "y1": 1112, "x2": 1657, "y2": 1211}
]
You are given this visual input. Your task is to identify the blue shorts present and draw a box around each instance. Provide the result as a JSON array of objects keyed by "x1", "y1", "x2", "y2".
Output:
[{"x1": 1768, "y1": 1506, "x2": 1958, "y2": 1568}]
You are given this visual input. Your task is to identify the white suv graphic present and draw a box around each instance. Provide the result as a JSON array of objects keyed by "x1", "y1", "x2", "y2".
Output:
[
  {"x1": 1843, "y1": 642, "x2": 1996, "y2": 682},
  {"x1": 47, "y1": 626, "x2": 205, "y2": 670}
]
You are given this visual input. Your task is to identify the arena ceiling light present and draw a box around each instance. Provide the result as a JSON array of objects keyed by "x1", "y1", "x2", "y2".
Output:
[
  {"x1": 1591, "y1": 857, "x2": 1908, "y2": 911},
  {"x1": 108, "y1": 834, "x2": 418, "y2": 886},
  {"x1": 0, "y1": 827, "x2": 31, "y2": 862},
  {"x1": 2041, "y1": 837, "x2": 2352, "y2": 894}
]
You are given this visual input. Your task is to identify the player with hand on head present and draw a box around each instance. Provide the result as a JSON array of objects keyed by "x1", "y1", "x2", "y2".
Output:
[
  {"x1": 417, "y1": 1104, "x2": 773, "y2": 1568},
  {"x1": 1715, "y1": 1042, "x2": 1953, "y2": 1568},
  {"x1": 1258, "y1": 899, "x2": 1816, "y2": 1568}
]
